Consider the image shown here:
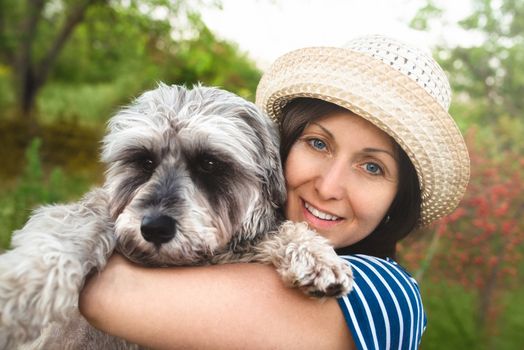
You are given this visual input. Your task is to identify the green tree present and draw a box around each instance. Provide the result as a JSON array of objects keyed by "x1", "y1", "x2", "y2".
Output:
[
  {"x1": 0, "y1": 0, "x2": 103, "y2": 120},
  {"x1": 0, "y1": 0, "x2": 221, "y2": 122},
  {"x1": 411, "y1": 0, "x2": 524, "y2": 128},
  {"x1": 161, "y1": 15, "x2": 261, "y2": 100}
]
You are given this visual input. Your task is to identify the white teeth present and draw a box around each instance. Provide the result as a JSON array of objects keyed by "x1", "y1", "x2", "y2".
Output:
[{"x1": 304, "y1": 202, "x2": 340, "y2": 221}]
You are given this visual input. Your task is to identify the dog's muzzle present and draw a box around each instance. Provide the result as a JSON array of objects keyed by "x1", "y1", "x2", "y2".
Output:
[{"x1": 140, "y1": 214, "x2": 177, "y2": 245}]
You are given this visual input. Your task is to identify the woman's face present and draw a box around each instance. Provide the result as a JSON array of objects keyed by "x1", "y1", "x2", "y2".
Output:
[{"x1": 284, "y1": 111, "x2": 399, "y2": 248}]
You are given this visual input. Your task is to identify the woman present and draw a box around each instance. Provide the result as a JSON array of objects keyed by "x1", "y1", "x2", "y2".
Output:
[{"x1": 80, "y1": 35, "x2": 470, "y2": 349}]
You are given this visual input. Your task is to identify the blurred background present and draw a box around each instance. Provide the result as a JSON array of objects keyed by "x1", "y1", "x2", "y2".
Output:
[{"x1": 0, "y1": 0, "x2": 522, "y2": 348}]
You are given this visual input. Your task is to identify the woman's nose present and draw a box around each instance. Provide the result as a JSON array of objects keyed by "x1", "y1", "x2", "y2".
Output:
[{"x1": 314, "y1": 161, "x2": 348, "y2": 200}]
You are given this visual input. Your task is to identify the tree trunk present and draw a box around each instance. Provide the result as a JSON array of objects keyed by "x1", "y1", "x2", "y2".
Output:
[
  {"x1": 14, "y1": 0, "x2": 45, "y2": 124},
  {"x1": 21, "y1": 66, "x2": 39, "y2": 119}
]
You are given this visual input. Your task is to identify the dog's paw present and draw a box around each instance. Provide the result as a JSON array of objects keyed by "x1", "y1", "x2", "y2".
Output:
[
  {"x1": 283, "y1": 245, "x2": 353, "y2": 298},
  {"x1": 274, "y1": 221, "x2": 353, "y2": 298}
]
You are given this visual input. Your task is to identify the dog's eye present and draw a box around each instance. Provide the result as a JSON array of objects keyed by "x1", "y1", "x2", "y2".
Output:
[
  {"x1": 192, "y1": 152, "x2": 226, "y2": 175},
  {"x1": 133, "y1": 154, "x2": 156, "y2": 174},
  {"x1": 142, "y1": 158, "x2": 156, "y2": 173},
  {"x1": 197, "y1": 157, "x2": 222, "y2": 173}
]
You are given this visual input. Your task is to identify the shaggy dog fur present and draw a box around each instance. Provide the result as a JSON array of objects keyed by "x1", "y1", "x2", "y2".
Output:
[{"x1": 0, "y1": 84, "x2": 352, "y2": 349}]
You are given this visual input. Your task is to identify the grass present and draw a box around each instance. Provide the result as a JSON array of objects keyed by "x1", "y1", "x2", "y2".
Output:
[
  {"x1": 419, "y1": 280, "x2": 524, "y2": 350},
  {"x1": 0, "y1": 138, "x2": 96, "y2": 251},
  {"x1": 420, "y1": 281, "x2": 480, "y2": 349},
  {"x1": 493, "y1": 287, "x2": 524, "y2": 349}
]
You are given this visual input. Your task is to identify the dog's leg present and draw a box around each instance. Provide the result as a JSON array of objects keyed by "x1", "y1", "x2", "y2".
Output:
[
  {"x1": 250, "y1": 221, "x2": 353, "y2": 298},
  {"x1": 0, "y1": 188, "x2": 115, "y2": 347}
]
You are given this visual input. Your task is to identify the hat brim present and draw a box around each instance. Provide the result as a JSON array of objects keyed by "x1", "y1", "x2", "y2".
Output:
[{"x1": 256, "y1": 47, "x2": 470, "y2": 226}]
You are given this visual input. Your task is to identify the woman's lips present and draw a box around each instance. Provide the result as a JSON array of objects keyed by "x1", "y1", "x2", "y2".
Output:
[{"x1": 302, "y1": 200, "x2": 343, "y2": 229}]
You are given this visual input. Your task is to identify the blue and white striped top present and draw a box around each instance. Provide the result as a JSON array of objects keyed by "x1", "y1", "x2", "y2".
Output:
[{"x1": 337, "y1": 254, "x2": 426, "y2": 350}]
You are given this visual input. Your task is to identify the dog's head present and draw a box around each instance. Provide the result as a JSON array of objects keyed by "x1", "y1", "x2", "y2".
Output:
[{"x1": 101, "y1": 84, "x2": 285, "y2": 266}]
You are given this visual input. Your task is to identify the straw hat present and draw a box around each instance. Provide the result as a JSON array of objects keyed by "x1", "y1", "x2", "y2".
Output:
[{"x1": 256, "y1": 35, "x2": 470, "y2": 226}]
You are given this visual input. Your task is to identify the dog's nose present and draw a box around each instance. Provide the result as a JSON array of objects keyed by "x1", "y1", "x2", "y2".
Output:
[{"x1": 140, "y1": 215, "x2": 176, "y2": 245}]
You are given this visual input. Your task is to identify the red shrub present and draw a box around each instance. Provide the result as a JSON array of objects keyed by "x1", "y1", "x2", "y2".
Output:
[{"x1": 399, "y1": 127, "x2": 524, "y2": 334}]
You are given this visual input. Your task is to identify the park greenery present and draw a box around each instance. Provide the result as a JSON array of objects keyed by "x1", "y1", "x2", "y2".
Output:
[{"x1": 0, "y1": 0, "x2": 522, "y2": 349}]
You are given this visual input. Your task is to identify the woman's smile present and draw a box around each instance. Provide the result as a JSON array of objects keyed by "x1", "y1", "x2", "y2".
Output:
[
  {"x1": 302, "y1": 200, "x2": 343, "y2": 228},
  {"x1": 304, "y1": 201, "x2": 340, "y2": 221}
]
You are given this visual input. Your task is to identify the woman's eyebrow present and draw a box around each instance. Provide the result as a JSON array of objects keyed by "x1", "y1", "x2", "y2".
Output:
[
  {"x1": 362, "y1": 147, "x2": 398, "y2": 161},
  {"x1": 309, "y1": 122, "x2": 334, "y2": 138}
]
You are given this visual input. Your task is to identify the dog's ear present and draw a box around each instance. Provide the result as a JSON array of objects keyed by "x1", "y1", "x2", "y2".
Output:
[
  {"x1": 241, "y1": 107, "x2": 286, "y2": 236},
  {"x1": 228, "y1": 115, "x2": 286, "y2": 252},
  {"x1": 239, "y1": 104, "x2": 286, "y2": 211},
  {"x1": 261, "y1": 119, "x2": 287, "y2": 210}
]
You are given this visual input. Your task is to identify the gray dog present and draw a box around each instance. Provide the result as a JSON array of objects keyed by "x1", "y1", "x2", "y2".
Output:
[{"x1": 0, "y1": 84, "x2": 352, "y2": 349}]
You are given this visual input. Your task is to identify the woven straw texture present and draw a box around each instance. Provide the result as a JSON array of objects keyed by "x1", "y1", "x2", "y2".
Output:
[{"x1": 256, "y1": 36, "x2": 470, "y2": 226}]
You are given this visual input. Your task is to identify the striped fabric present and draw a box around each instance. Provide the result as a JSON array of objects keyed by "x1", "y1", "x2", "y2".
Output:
[{"x1": 337, "y1": 254, "x2": 426, "y2": 350}]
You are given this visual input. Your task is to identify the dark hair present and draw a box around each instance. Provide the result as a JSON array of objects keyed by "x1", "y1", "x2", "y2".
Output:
[{"x1": 280, "y1": 98, "x2": 422, "y2": 259}]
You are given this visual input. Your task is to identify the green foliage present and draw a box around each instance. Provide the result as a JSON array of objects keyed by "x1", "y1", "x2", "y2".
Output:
[
  {"x1": 32, "y1": 11, "x2": 261, "y2": 125},
  {"x1": 0, "y1": 0, "x2": 24, "y2": 60},
  {"x1": 412, "y1": 0, "x2": 524, "y2": 126},
  {"x1": 0, "y1": 65, "x2": 14, "y2": 110},
  {"x1": 494, "y1": 291, "x2": 524, "y2": 349},
  {"x1": 0, "y1": 0, "x2": 238, "y2": 116},
  {"x1": 409, "y1": 1, "x2": 443, "y2": 31},
  {"x1": 37, "y1": 77, "x2": 147, "y2": 125},
  {"x1": 0, "y1": 1, "x2": 260, "y2": 125},
  {"x1": 163, "y1": 14, "x2": 261, "y2": 101},
  {"x1": 419, "y1": 281, "x2": 480, "y2": 350},
  {"x1": 419, "y1": 281, "x2": 524, "y2": 350},
  {"x1": 0, "y1": 138, "x2": 92, "y2": 250},
  {"x1": 50, "y1": 2, "x2": 171, "y2": 84}
]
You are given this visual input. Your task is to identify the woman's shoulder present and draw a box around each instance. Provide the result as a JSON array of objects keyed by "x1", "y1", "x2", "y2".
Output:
[
  {"x1": 339, "y1": 254, "x2": 420, "y2": 287},
  {"x1": 337, "y1": 254, "x2": 426, "y2": 350}
]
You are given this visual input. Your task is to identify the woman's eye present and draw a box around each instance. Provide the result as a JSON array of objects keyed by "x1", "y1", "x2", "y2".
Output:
[
  {"x1": 308, "y1": 138, "x2": 327, "y2": 151},
  {"x1": 363, "y1": 162, "x2": 383, "y2": 175}
]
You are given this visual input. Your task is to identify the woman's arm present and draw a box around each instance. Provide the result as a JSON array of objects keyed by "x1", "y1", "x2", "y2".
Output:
[{"x1": 80, "y1": 254, "x2": 354, "y2": 350}]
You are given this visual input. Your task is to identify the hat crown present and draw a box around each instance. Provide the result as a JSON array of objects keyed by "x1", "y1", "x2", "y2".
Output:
[{"x1": 345, "y1": 35, "x2": 451, "y2": 111}]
